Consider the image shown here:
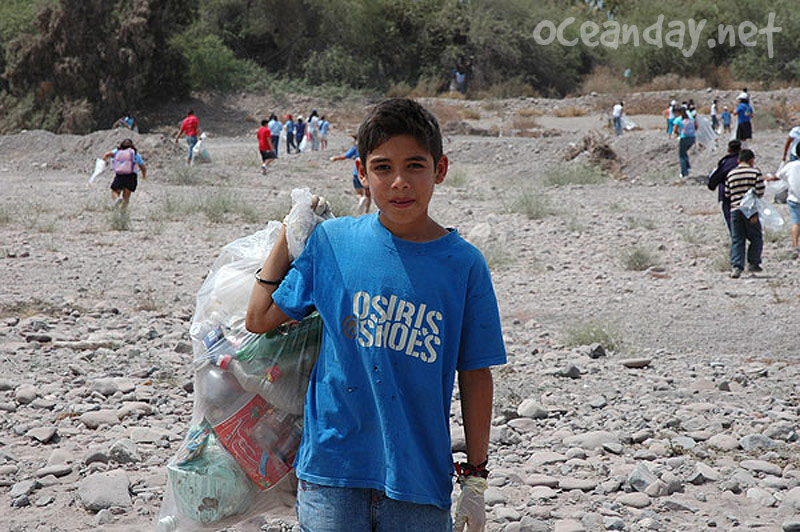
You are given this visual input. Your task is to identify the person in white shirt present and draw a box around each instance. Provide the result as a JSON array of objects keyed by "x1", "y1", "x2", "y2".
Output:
[
  {"x1": 774, "y1": 144, "x2": 800, "y2": 255},
  {"x1": 612, "y1": 101, "x2": 624, "y2": 136},
  {"x1": 782, "y1": 125, "x2": 800, "y2": 162},
  {"x1": 710, "y1": 100, "x2": 719, "y2": 132}
]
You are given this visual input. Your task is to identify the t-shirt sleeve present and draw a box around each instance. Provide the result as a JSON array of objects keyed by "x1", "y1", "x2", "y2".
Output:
[
  {"x1": 271, "y1": 230, "x2": 318, "y2": 321},
  {"x1": 344, "y1": 146, "x2": 358, "y2": 159},
  {"x1": 135, "y1": 154, "x2": 144, "y2": 165},
  {"x1": 457, "y1": 256, "x2": 506, "y2": 372}
]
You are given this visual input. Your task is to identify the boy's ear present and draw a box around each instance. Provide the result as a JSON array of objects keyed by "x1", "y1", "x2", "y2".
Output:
[
  {"x1": 434, "y1": 155, "x2": 449, "y2": 185},
  {"x1": 356, "y1": 157, "x2": 369, "y2": 188}
]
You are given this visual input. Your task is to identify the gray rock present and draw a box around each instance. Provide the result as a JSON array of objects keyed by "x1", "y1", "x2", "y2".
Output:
[
  {"x1": 35, "y1": 464, "x2": 73, "y2": 478},
  {"x1": 603, "y1": 442, "x2": 623, "y2": 454},
  {"x1": 587, "y1": 343, "x2": 606, "y2": 358},
  {"x1": 26, "y1": 426, "x2": 57, "y2": 443},
  {"x1": 620, "y1": 358, "x2": 652, "y2": 368},
  {"x1": 79, "y1": 410, "x2": 121, "y2": 429},
  {"x1": 563, "y1": 431, "x2": 619, "y2": 450},
  {"x1": 84, "y1": 447, "x2": 110, "y2": 465},
  {"x1": 740, "y1": 459, "x2": 783, "y2": 477},
  {"x1": 690, "y1": 463, "x2": 720, "y2": 484},
  {"x1": 494, "y1": 506, "x2": 522, "y2": 521},
  {"x1": 553, "y1": 519, "x2": 585, "y2": 532},
  {"x1": 78, "y1": 469, "x2": 132, "y2": 512},
  {"x1": 559, "y1": 478, "x2": 597, "y2": 491},
  {"x1": 783, "y1": 487, "x2": 800, "y2": 510},
  {"x1": 14, "y1": 384, "x2": 38, "y2": 404},
  {"x1": 629, "y1": 463, "x2": 658, "y2": 492},
  {"x1": 739, "y1": 433, "x2": 779, "y2": 451},
  {"x1": 746, "y1": 486, "x2": 776, "y2": 507},
  {"x1": 109, "y1": 438, "x2": 140, "y2": 464},
  {"x1": 603, "y1": 516, "x2": 626, "y2": 530},
  {"x1": 764, "y1": 421, "x2": 797, "y2": 442},
  {"x1": 96, "y1": 508, "x2": 115, "y2": 525},
  {"x1": 526, "y1": 474, "x2": 559, "y2": 488},
  {"x1": 527, "y1": 451, "x2": 568, "y2": 468},
  {"x1": 484, "y1": 486, "x2": 507, "y2": 505},
  {"x1": 9, "y1": 479, "x2": 38, "y2": 498},
  {"x1": 89, "y1": 377, "x2": 119, "y2": 396},
  {"x1": 517, "y1": 398, "x2": 549, "y2": 419},
  {"x1": 559, "y1": 364, "x2": 582, "y2": 379},
  {"x1": 617, "y1": 492, "x2": 651, "y2": 508},
  {"x1": 706, "y1": 433, "x2": 739, "y2": 451}
]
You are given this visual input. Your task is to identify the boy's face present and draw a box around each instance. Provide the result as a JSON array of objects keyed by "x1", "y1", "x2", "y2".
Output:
[{"x1": 356, "y1": 134, "x2": 448, "y2": 238}]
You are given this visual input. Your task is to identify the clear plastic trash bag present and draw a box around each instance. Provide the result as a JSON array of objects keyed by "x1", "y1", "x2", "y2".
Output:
[
  {"x1": 695, "y1": 116, "x2": 718, "y2": 147},
  {"x1": 88, "y1": 158, "x2": 107, "y2": 185},
  {"x1": 739, "y1": 188, "x2": 785, "y2": 232},
  {"x1": 156, "y1": 195, "x2": 327, "y2": 532}
]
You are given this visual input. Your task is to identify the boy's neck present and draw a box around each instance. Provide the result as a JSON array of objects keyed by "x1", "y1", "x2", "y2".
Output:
[{"x1": 377, "y1": 213, "x2": 448, "y2": 242}]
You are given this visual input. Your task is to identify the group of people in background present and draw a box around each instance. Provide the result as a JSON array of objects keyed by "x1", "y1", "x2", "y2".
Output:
[{"x1": 256, "y1": 110, "x2": 331, "y2": 174}]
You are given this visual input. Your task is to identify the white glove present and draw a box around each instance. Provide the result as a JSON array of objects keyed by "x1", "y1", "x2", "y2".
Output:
[
  {"x1": 453, "y1": 475, "x2": 488, "y2": 532},
  {"x1": 284, "y1": 188, "x2": 334, "y2": 261}
]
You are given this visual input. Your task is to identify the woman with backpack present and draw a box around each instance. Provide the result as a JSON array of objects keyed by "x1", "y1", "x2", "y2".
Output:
[
  {"x1": 673, "y1": 108, "x2": 697, "y2": 179},
  {"x1": 102, "y1": 138, "x2": 147, "y2": 211}
]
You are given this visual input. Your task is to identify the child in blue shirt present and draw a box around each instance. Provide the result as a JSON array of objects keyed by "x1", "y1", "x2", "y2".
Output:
[
  {"x1": 247, "y1": 98, "x2": 506, "y2": 532},
  {"x1": 284, "y1": 114, "x2": 297, "y2": 154},
  {"x1": 330, "y1": 136, "x2": 370, "y2": 214},
  {"x1": 721, "y1": 106, "x2": 732, "y2": 134}
]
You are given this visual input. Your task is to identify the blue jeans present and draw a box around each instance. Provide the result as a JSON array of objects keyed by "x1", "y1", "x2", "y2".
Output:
[
  {"x1": 679, "y1": 136, "x2": 695, "y2": 177},
  {"x1": 272, "y1": 135, "x2": 280, "y2": 158},
  {"x1": 730, "y1": 208, "x2": 762, "y2": 269},
  {"x1": 296, "y1": 480, "x2": 452, "y2": 532},
  {"x1": 613, "y1": 116, "x2": 622, "y2": 136},
  {"x1": 186, "y1": 135, "x2": 198, "y2": 161}
]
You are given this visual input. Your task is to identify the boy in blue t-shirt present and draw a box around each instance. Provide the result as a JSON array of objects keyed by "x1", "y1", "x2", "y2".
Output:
[{"x1": 247, "y1": 98, "x2": 506, "y2": 531}]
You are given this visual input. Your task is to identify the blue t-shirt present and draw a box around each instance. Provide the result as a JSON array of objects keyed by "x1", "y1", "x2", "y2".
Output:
[
  {"x1": 272, "y1": 214, "x2": 506, "y2": 509},
  {"x1": 721, "y1": 111, "x2": 732, "y2": 125},
  {"x1": 284, "y1": 120, "x2": 294, "y2": 135},
  {"x1": 343, "y1": 145, "x2": 359, "y2": 177},
  {"x1": 295, "y1": 122, "x2": 306, "y2": 139},
  {"x1": 673, "y1": 116, "x2": 696, "y2": 138},
  {"x1": 736, "y1": 102, "x2": 753, "y2": 123},
  {"x1": 320, "y1": 120, "x2": 330, "y2": 134}
]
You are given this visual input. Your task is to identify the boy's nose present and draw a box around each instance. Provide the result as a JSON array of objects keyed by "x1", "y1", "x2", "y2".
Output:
[{"x1": 390, "y1": 173, "x2": 411, "y2": 189}]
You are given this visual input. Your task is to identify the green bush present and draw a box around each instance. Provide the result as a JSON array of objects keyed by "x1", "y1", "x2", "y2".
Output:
[
  {"x1": 170, "y1": 33, "x2": 254, "y2": 91},
  {"x1": 621, "y1": 246, "x2": 658, "y2": 271},
  {"x1": 563, "y1": 319, "x2": 624, "y2": 352},
  {"x1": 506, "y1": 188, "x2": 552, "y2": 220}
]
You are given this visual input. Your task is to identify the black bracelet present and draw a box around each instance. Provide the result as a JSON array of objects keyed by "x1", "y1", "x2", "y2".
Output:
[
  {"x1": 455, "y1": 459, "x2": 489, "y2": 479},
  {"x1": 254, "y1": 268, "x2": 281, "y2": 286}
]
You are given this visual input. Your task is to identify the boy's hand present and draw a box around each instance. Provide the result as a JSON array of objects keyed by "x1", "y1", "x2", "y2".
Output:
[
  {"x1": 284, "y1": 189, "x2": 334, "y2": 261},
  {"x1": 453, "y1": 476, "x2": 487, "y2": 532}
]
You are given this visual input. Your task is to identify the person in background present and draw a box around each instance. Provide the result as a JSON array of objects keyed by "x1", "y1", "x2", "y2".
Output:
[
  {"x1": 774, "y1": 142, "x2": 800, "y2": 258},
  {"x1": 725, "y1": 149, "x2": 765, "y2": 278},
  {"x1": 284, "y1": 114, "x2": 297, "y2": 155},
  {"x1": 735, "y1": 93, "x2": 754, "y2": 145},
  {"x1": 102, "y1": 138, "x2": 147, "y2": 211},
  {"x1": 295, "y1": 116, "x2": 306, "y2": 152},
  {"x1": 673, "y1": 107, "x2": 697, "y2": 179},
  {"x1": 707, "y1": 139, "x2": 742, "y2": 233},
  {"x1": 309, "y1": 110, "x2": 321, "y2": 151},
  {"x1": 320, "y1": 116, "x2": 330, "y2": 150},
  {"x1": 612, "y1": 101, "x2": 624, "y2": 137},
  {"x1": 257, "y1": 119, "x2": 276, "y2": 174},
  {"x1": 721, "y1": 106, "x2": 732, "y2": 135},
  {"x1": 666, "y1": 100, "x2": 677, "y2": 138},
  {"x1": 268, "y1": 113, "x2": 282, "y2": 158},
  {"x1": 710, "y1": 100, "x2": 719, "y2": 133},
  {"x1": 782, "y1": 124, "x2": 800, "y2": 162},
  {"x1": 115, "y1": 112, "x2": 137, "y2": 132},
  {"x1": 175, "y1": 109, "x2": 200, "y2": 165},
  {"x1": 330, "y1": 135, "x2": 370, "y2": 215}
]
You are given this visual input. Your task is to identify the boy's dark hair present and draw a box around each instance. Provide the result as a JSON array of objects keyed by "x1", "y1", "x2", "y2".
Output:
[
  {"x1": 739, "y1": 149, "x2": 755, "y2": 163},
  {"x1": 187, "y1": 109, "x2": 194, "y2": 115},
  {"x1": 358, "y1": 98, "x2": 443, "y2": 164},
  {"x1": 728, "y1": 139, "x2": 742, "y2": 153},
  {"x1": 261, "y1": 119, "x2": 269, "y2": 126},
  {"x1": 795, "y1": 142, "x2": 800, "y2": 159}
]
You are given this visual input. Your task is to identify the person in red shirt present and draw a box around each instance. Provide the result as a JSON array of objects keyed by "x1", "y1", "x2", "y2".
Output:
[
  {"x1": 257, "y1": 119, "x2": 276, "y2": 174},
  {"x1": 175, "y1": 109, "x2": 200, "y2": 164}
]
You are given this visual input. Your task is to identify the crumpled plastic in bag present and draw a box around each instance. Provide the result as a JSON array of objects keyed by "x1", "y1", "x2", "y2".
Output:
[
  {"x1": 155, "y1": 189, "x2": 331, "y2": 532},
  {"x1": 739, "y1": 188, "x2": 785, "y2": 232}
]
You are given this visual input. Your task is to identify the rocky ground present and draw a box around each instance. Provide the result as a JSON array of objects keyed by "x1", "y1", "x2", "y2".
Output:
[{"x1": 1, "y1": 89, "x2": 800, "y2": 532}]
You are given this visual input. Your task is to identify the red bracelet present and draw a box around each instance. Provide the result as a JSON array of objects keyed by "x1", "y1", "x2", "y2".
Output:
[{"x1": 455, "y1": 460, "x2": 489, "y2": 479}]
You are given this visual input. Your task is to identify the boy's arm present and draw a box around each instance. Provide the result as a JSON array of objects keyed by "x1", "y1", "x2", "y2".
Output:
[
  {"x1": 458, "y1": 367, "x2": 493, "y2": 466},
  {"x1": 245, "y1": 225, "x2": 292, "y2": 333}
]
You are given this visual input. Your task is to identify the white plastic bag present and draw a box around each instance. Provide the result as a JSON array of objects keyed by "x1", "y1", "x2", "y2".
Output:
[
  {"x1": 695, "y1": 116, "x2": 718, "y2": 147},
  {"x1": 284, "y1": 188, "x2": 335, "y2": 261},
  {"x1": 88, "y1": 158, "x2": 106, "y2": 185},
  {"x1": 156, "y1": 191, "x2": 334, "y2": 532},
  {"x1": 298, "y1": 134, "x2": 308, "y2": 152},
  {"x1": 193, "y1": 132, "x2": 211, "y2": 163},
  {"x1": 622, "y1": 116, "x2": 637, "y2": 131},
  {"x1": 756, "y1": 196, "x2": 785, "y2": 233}
]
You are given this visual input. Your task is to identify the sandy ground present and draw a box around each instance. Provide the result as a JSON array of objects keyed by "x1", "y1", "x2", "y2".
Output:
[{"x1": 1, "y1": 90, "x2": 799, "y2": 531}]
